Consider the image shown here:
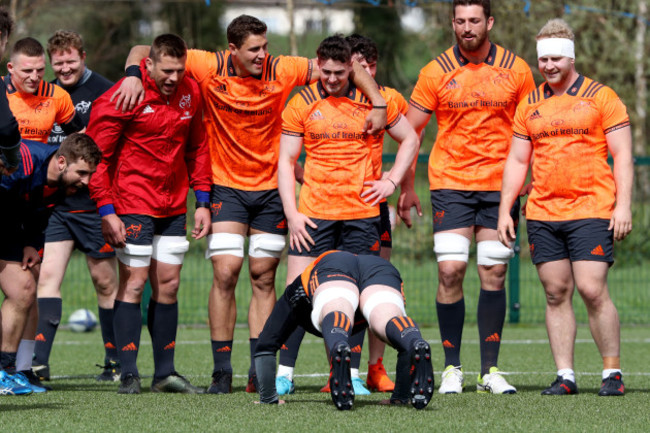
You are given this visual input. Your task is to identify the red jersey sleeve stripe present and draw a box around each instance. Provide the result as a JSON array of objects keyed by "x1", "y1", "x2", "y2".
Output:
[
  {"x1": 409, "y1": 99, "x2": 433, "y2": 115},
  {"x1": 513, "y1": 131, "x2": 531, "y2": 141},
  {"x1": 281, "y1": 129, "x2": 303, "y2": 137},
  {"x1": 19, "y1": 143, "x2": 33, "y2": 176},
  {"x1": 604, "y1": 121, "x2": 631, "y2": 134}
]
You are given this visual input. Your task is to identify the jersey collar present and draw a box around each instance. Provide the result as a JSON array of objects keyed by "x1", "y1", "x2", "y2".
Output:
[
  {"x1": 543, "y1": 74, "x2": 585, "y2": 98},
  {"x1": 226, "y1": 54, "x2": 263, "y2": 80},
  {"x1": 3, "y1": 74, "x2": 17, "y2": 94},
  {"x1": 453, "y1": 43, "x2": 497, "y2": 67}
]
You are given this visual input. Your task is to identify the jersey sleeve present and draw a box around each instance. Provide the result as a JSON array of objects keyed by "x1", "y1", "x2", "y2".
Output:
[
  {"x1": 597, "y1": 87, "x2": 630, "y2": 134},
  {"x1": 277, "y1": 55, "x2": 313, "y2": 88},
  {"x1": 186, "y1": 49, "x2": 218, "y2": 84},
  {"x1": 512, "y1": 99, "x2": 531, "y2": 140},
  {"x1": 54, "y1": 88, "x2": 77, "y2": 126},
  {"x1": 281, "y1": 95, "x2": 305, "y2": 137},
  {"x1": 514, "y1": 59, "x2": 537, "y2": 104},
  {"x1": 385, "y1": 99, "x2": 401, "y2": 130},
  {"x1": 409, "y1": 67, "x2": 439, "y2": 114}
]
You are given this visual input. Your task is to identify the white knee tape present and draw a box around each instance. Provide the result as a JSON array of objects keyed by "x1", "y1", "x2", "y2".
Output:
[
  {"x1": 116, "y1": 243, "x2": 153, "y2": 268},
  {"x1": 248, "y1": 233, "x2": 286, "y2": 259},
  {"x1": 361, "y1": 291, "x2": 406, "y2": 323},
  {"x1": 311, "y1": 287, "x2": 360, "y2": 332},
  {"x1": 152, "y1": 235, "x2": 189, "y2": 265},
  {"x1": 433, "y1": 233, "x2": 470, "y2": 262},
  {"x1": 205, "y1": 233, "x2": 245, "y2": 259},
  {"x1": 477, "y1": 240, "x2": 514, "y2": 266}
]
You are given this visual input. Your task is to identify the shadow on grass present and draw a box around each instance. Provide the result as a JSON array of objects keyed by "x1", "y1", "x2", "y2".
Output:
[{"x1": 1, "y1": 402, "x2": 68, "y2": 412}]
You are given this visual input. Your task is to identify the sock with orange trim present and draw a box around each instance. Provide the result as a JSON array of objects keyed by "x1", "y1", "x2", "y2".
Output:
[
  {"x1": 33, "y1": 297, "x2": 62, "y2": 365},
  {"x1": 385, "y1": 315, "x2": 423, "y2": 353},
  {"x1": 321, "y1": 311, "x2": 351, "y2": 353},
  {"x1": 437, "y1": 298, "x2": 464, "y2": 367},
  {"x1": 278, "y1": 326, "x2": 305, "y2": 368},
  {"x1": 148, "y1": 300, "x2": 178, "y2": 379},
  {"x1": 348, "y1": 329, "x2": 365, "y2": 370},
  {"x1": 211, "y1": 340, "x2": 233, "y2": 374},
  {"x1": 477, "y1": 288, "x2": 506, "y2": 376},
  {"x1": 113, "y1": 300, "x2": 142, "y2": 379},
  {"x1": 98, "y1": 306, "x2": 118, "y2": 362}
]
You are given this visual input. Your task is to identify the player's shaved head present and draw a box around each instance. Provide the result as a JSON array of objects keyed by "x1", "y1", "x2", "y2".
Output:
[
  {"x1": 317, "y1": 35, "x2": 351, "y2": 64},
  {"x1": 537, "y1": 18, "x2": 575, "y2": 41},
  {"x1": 227, "y1": 15, "x2": 267, "y2": 49},
  {"x1": 11, "y1": 37, "x2": 45, "y2": 60},
  {"x1": 453, "y1": 0, "x2": 491, "y2": 19},
  {"x1": 149, "y1": 33, "x2": 187, "y2": 62}
]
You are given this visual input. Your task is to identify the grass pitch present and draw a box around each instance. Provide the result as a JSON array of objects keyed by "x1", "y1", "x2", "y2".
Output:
[{"x1": 4, "y1": 325, "x2": 650, "y2": 432}]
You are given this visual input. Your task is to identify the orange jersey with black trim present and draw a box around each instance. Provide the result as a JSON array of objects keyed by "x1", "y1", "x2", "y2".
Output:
[
  {"x1": 513, "y1": 75, "x2": 630, "y2": 221},
  {"x1": 282, "y1": 81, "x2": 401, "y2": 220},
  {"x1": 3, "y1": 76, "x2": 75, "y2": 143},
  {"x1": 185, "y1": 49, "x2": 312, "y2": 191},
  {"x1": 409, "y1": 43, "x2": 535, "y2": 191},
  {"x1": 301, "y1": 250, "x2": 338, "y2": 297}
]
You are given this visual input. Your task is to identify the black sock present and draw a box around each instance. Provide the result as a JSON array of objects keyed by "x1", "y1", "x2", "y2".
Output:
[
  {"x1": 148, "y1": 300, "x2": 178, "y2": 379},
  {"x1": 279, "y1": 326, "x2": 305, "y2": 368},
  {"x1": 33, "y1": 297, "x2": 62, "y2": 365},
  {"x1": 349, "y1": 330, "x2": 365, "y2": 370},
  {"x1": 320, "y1": 311, "x2": 351, "y2": 353},
  {"x1": 477, "y1": 289, "x2": 506, "y2": 376},
  {"x1": 437, "y1": 298, "x2": 465, "y2": 367},
  {"x1": 211, "y1": 340, "x2": 233, "y2": 374},
  {"x1": 385, "y1": 316, "x2": 423, "y2": 353},
  {"x1": 113, "y1": 300, "x2": 142, "y2": 379},
  {"x1": 0, "y1": 352, "x2": 17, "y2": 373},
  {"x1": 98, "y1": 306, "x2": 118, "y2": 363},
  {"x1": 248, "y1": 338, "x2": 258, "y2": 377}
]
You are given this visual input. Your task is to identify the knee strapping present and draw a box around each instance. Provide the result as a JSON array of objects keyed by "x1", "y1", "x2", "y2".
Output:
[
  {"x1": 310, "y1": 287, "x2": 359, "y2": 332},
  {"x1": 361, "y1": 290, "x2": 406, "y2": 323},
  {"x1": 116, "y1": 243, "x2": 153, "y2": 268},
  {"x1": 433, "y1": 233, "x2": 470, "y2": 262},
  {"x1": 248, "y1": 233, "x2": 286, "y2": 259},
  {"x1": 205, "y1": 233, "x2": 245, "y2": 258},
  {"x1": 476, "y1": 240, "x2": 514, "y2": 266},
  {"x1": 152, "y1": 235, "x2": 189, "y2": 265}
]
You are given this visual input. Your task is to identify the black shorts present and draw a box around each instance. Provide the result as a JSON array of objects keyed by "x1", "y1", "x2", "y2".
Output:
[
  {"x1": 288, "y1": 217, "x2": 381, "y2": 257},
  {"x1": 210, "y1": 185, "x2": 287, "y2": 235},
  {"x1": 431, "y1": 189, "x2": 520, "y2": 233},
  {"x1": 120, "y1": 214, "x2": 186, "y2": 245},
  {"x1": 45, "y1": 210, "x2": 116, "y2": 259},
  {"x1": 379, "y1": 201, "x2": 392, "y2": 249},
  {"x1": 0, "y1": 221, "x2": 27, "y2": 262},
  {"x1": 527, "y1": 219, "x2": 614, "y2": 265}
]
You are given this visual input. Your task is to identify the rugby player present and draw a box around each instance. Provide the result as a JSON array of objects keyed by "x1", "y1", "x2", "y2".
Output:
[
  {"x1": 32, "y1": 30, "x2": 119, "y2": 383},
  {"x1": 498, "y1": 18, "x2": 632, "y2": 396},
  {"x1": 255, "y1": 251, "x2": 434, "y2": 410},
  {"x1": 87, "y1": 34, "x2": 210, "y2": 394},
  {"x1": 401, "y1": 0, "x2": 535, "y2": 394},
  {"x1": 112, "y1": 15, "x2": 389, "y2": 394},
  {"x1": 0, "y1": 6, "x2": 21, "y2": 179},
  {"x1": 0, "y1": 133, "x2": 101, "y2": 394}
]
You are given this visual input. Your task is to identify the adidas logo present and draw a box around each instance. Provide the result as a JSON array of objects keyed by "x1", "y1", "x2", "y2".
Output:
[
  {"x1": 445, "y1": 78, "x2": 460, "y2": 90},
  {"x1": 442, "y1": 340, "x2": 455, "y2": 348},
  {"x1": 485, "y1": 333, "x2": 500, "y2": 342},
  {"x1": 276, "y1": 219, "x2": 287, "y2": 229},
  {"x1": 381, "y1": 231, "x2": 391, "y2": 242},
  {"x1": 142, "y1": 105, "x2": 155, "y2": 114},
  {"x1": 591, "y1": 245, "x2": 605, "y2": 256},
  {"x1": 99, "y1": 243, "x2": 114, "y2": 253},
  {"x1": 309, "y1": 109, "x2": 325, "y2": 120},
  {"x1": 351, "y1": 345, "x2": 362, "y2": 353},
  {"x1": 529, "y1": 109, "x2": 542, "y2": 120},
  {"x1": 105, "y1": 342, "x2": 116, "y2": 349},
  {"x1": 164, "y1": 341, "x2": 176, "y2": 350},
  {"x1": 122, "y1": 342, "x2": 138, "y2": 351},
  {"x1": 216, "y1": 346, "x2": 232, "y2": 353},
  {"x1": 370, "y1": 241, "x2": 380, "y2": 252},
  {"x1": 35, "y1": 333, "x2": 46, "y2": 342}
]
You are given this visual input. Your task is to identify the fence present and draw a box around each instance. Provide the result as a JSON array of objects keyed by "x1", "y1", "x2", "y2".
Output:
[{"x1": 57, "y1": 157, "x2": 650, "y2": 326}]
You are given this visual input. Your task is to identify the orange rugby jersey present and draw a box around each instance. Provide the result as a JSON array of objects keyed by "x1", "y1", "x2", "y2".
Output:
[
  {"x1": 369, "y1": 86, "x2": 409, "y2": 180},
  {"x1": 3, "y1": 76, "x2": 75, "y2": 143},
  {"x1": 513, "y1": 75, "x2": 630, "y2": 221},
  {"x1": 282, "y1": 81, "x2": 401, "y2": 221},
  {"x1": 409, "y1": 43, "x2": 535, "y2": 191},
  {"x1": 185, "y1": 49, "x2": 312, "y2": 191}
]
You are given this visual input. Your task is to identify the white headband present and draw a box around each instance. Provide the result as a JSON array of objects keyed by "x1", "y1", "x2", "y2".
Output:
[{"x1": 536, "y1": 38, "x2": 575, "y2": 59}]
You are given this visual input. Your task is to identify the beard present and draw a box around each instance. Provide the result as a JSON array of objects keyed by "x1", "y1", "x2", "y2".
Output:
[{"x1": 456, "y1": 29, "x2": 488, "y2": 53}]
